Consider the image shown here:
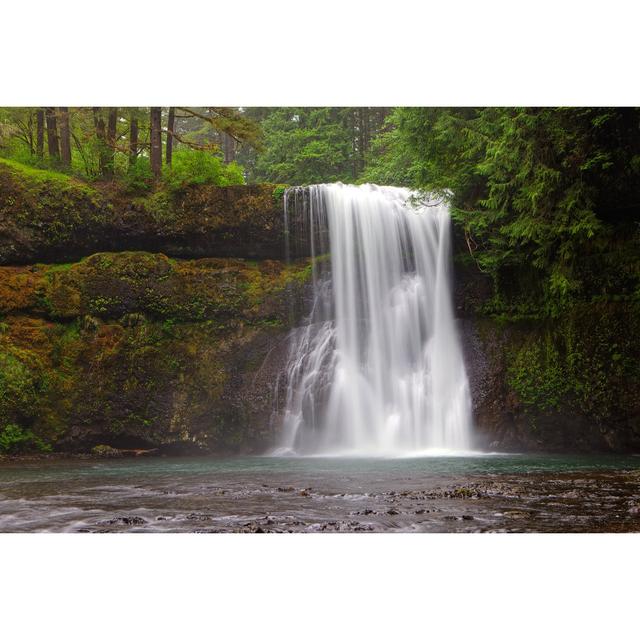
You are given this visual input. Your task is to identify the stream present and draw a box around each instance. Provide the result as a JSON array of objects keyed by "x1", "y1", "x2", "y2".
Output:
[{"x1": 1, "y1": 453, "x2": 639, "y2": 532}]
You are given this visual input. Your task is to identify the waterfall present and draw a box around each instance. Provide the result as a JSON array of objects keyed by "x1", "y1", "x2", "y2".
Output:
[{"x1": 276, "y1": 183, "x2": 473, "y2": 456}]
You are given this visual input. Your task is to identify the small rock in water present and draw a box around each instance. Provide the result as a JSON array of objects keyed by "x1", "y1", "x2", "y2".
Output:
[
  {"x1": 504, "y1": 510, "x2": 533, "y2": 519},
  {"x1": 97, "y1": 516, "x2": 146, "y2": 526},
  {"x1": 386, "y1": 508, "x2": 400, "y2": 515},
  {"x1": 186, "y1": 513, "x2": 212, "y2": 521}
]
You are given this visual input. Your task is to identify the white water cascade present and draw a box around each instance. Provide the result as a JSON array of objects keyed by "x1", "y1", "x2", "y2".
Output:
[{"x1": 276, "y1": 183, "x2": 473, "y2": 456}]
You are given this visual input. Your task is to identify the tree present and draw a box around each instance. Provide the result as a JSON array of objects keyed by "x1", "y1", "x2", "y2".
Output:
[
  {"x1": 129, "y1": 109, "x2": 139, "y2": 168},
  {"x1": 58, "y1": 107, "x2": 72, "y2": 167},
  {"x1": 238, "y1": 107, "x2": 389, "y2": 184},
  {"x1": 166, "y1": 107, "x2": 175, "y2": 166},
  {"x1": 364, "y1": 107, "x2": 640, "y2": 311},
  {"x1": 222, "y1": 132, "x2": 235, "y2": 164},
  {"x1": 150, "y1": 107, "x2": 162, "y2": 178},
  {"x1": 36, "y1": 109, "x2": 44, "y2": 159},
  {"x1": 106, "y1": 108, "x2": 117, "y2": 176},
  {"x1": 45, "y1": 108, "x2": 60, "y2": 160},
  {"x1": 92, "y1": 107, "x2": 110, "y2": 177}
]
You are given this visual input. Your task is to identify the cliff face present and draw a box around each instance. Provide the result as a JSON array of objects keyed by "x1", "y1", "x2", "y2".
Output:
[
  {"x1": 1, "y1": 159, "x2": 639, "y2": 454},
  {"x1": 453, "y1": 251, "x2": 640, "y2": 453},
  {"x1": 0, "y1": 160, "x2": 310, "y2": 454},
  {"x1": 0, "y1": 158, "x2": 294, "y2": 264}
]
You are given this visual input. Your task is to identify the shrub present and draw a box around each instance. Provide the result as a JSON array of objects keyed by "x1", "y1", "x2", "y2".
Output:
[
  {"x1": 123, "y1": 157, "x2": 154, "y2": 193},
  {"x1": 273, "y1": 184, "x2": 287, "y2": 203},
  {"x1": 163, "y1": 150, "x2": 245, "y2": 192},
  {"x1": 0, "y1": 424, "x2": 51, "y2": 454}
]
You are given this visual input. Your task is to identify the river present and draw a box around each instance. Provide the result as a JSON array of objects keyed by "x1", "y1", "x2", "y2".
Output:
[{"x1": 1, "y1": 454, "x2": 639, "y2": 532}]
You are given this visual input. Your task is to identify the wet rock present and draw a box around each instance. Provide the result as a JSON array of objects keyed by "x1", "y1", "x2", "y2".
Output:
[
  {"x1": 91, "y1": 445, "x2": 122, "y2": 458},
  {"x1": 386, "y1": 508, "x2": 400, "y2": 515},
  {"x1": 96, "y1": 516, "x2": 147, "y2": 526},
  {"x1": 186, "y1": 513, "x2": 212, "y2": 521},
  {"x1": 503, "y1": 510, "x2": 533, "y2": 519}
]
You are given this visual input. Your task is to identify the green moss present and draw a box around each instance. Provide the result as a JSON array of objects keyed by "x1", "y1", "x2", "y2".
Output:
[
  {"x1": 507, "y1": 336, "x2": 570, "y2": 411},
  {"x1": 1, "y1": 252, "x2": 313, "y2": 327},
  {"x1": 505, "y1": 302, "x2": 640, "y2": 422},
  {"x1": 134, "y1": 191, "x2": 176, "y2": 227},
  {"x1": 0, "y1": 348, "x2": 46, "y2": 425},
  {"x1": 0, "y1": 158, "x2": 98, "y2": 196}
]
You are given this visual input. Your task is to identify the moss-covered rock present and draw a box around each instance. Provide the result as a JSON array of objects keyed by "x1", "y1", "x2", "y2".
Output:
[
  {"x1": 0, "y1": 243, "x2": 316, "y2": 453},
  {"x1": 0, "y1": 251, "x2": 312, "y2": 324},
  {"x1": 0, "y1": 314, "x2": 293, "y2": 453},
  {"x1": 0, "y1": 161, "x2": 312, "y2": 454},
  {"x1": 459, "y1": 301, "x2": 640, "y2": 452},
  {"x1": 0, "y1": 159, "x2": 301, "y2": 265}
]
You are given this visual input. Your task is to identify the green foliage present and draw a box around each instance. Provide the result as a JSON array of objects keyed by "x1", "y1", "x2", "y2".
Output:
[
  {"x1": 507, "y1": 337, "x2": 570, "y2": 411},
  {"x1": 163, "y1": 150, "x2": 245, "y2": 192},
  {"x1": 0, "y1": 107, "x2": 257, "y2": 186},
  {"x1": 239, "y1": 107, "x2": 390, "y2": 185},
  {"x1": 0, "y1": 424, "x2": 51, "y2": 454},
  {"x1": 366, "y1": 107, "x2": 640, "y2": 312},
  {"x1": 0, "y1": 157, "x2": 96, "y2": 194},
  {"x1": 272, "y1": 184, "x2": 287, "y2": 202},
  {"x1": 0, "y1": 350, "x2": 44, "y2": 425},
  {"x1": 123, "y1": 157, "x2": 154, "y2": 193},
  {"x1": 249, "y1": 108, "x2": 352, "y2": 184},
  {"x1": 505, "y1": 303, "x2": 640, "y2": 419}
]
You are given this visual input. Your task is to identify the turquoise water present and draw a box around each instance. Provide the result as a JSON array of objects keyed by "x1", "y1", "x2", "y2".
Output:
[
  {"x1": 4, "y1": 451, "x2": 639, "y2": 478},
  {"x1": 1, "y1": 453, "x2": 639, "y2": 532}
]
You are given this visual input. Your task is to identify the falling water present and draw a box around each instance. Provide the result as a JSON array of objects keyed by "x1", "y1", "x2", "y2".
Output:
[{"x1": 276, "y1": 184, "x2": 472, "y2": 456}]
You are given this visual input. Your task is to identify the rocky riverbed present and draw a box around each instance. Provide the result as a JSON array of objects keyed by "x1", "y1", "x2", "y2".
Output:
[{"x1": 1, "y1": 454, "x2": 639, "y2": 533}]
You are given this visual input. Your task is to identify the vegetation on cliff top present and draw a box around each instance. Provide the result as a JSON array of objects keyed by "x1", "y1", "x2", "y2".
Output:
[{"x1": 364, "y1": 107, "x2": 640, "y2": 316}]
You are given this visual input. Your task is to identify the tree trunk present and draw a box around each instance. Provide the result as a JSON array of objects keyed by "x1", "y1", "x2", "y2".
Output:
[
  {"x1": 150, "y1": 107, "x2": 162, "y2": 179},
  {"x1": 36, "y1": 110, "x2": 44, "y2": 159},
  {"x1": 166, "y1": 107, "x2": 175, "y2": 166},
  {"x1": 104, "y1": 107, "x2": 117, "y2": 177},
  {"x1": 129, "y1": 112, "x2": 138, "y2": 168},
  {"x1": 45, "y1": 108, "x2": 60, "y2": 159},
  {"x1": 223, "y1": 132, "x2": 235, "y2": 164},
  {"x1": 59, "y1": 107, "x2": 72, "y2": 167},
  {"x1": 92, "y1": 108, "x2": 109, "y2": 178}
]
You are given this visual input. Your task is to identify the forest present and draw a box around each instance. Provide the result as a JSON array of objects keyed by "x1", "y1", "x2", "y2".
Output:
[{"x1": 2, "y1": 106, "x2": 638, "y2": 316}]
